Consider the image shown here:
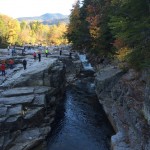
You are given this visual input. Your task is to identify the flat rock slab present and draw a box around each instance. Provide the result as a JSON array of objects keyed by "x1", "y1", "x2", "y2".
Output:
[
  {"x1": 9, "y1": 127, "x2": 51, "y2": 150},
  {"x1": 6, "y1": 115, "x2": 21, "y2": 123},
  {"x1": 33, "y1": 95, "x2": 46, "y2": 106},
  {"x1": 1, "y1": 86, "x2": 55, "y2": 98},
  {"x1": 96, "y1": 66, "x2": 123, "y2": 81},
  {"x1": 0, "y1": 58, "x2": 57, "y2": 88},
  {"x1": 34, "y1": 86, "x2": 53, "y2": 94},
  {"x1": 7, "y1": 105, "x2": 22, "y2": 116},
  {"x1": 1, "y1": 87, "x2": 34, "y2": 97},
  {"x1": 24, "y1": 107, "x2": 44, "y2": 120},
  {"x1": 0, "y1": 106, "x2": 7, "y2": 117},
  {"x1": 0, "y1": 95, "x2": 34, "y2": 105}
]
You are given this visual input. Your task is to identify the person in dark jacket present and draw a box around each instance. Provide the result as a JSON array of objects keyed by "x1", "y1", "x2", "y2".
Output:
[
  {"x1": 60, "y1": 50, "x2": 62, "y2": 55},
  {"x1": 22, "y1": 59, "x2": 27, "y2": 70},
  {"x1": 38, "y1": 51, "x2": 41, "y2": 62}
]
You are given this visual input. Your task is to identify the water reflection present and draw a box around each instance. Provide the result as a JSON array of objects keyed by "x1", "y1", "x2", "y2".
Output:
[{"x1": 47, "y1": 87, "x2": 114, "y2": 150}]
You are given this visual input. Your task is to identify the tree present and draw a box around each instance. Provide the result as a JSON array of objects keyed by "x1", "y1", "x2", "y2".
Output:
[
  {"x1": 66, "y1": 0, "x2": 114, "y2": 56},
  {"x1": 0, "y1": 15, "x2": 20, "y2": 46},
  {"x1": 66, "y1": 0, "x2": 82, "y2": 48},
  {"x1": 47, "y1": 23, "x2": 68, "y2": 45},
  {"x1": 85, "y1": 0, "x2": 114, "y2": 55},
  {"x1": 109, "y1": 0, "x2": 150, "y2": 69},
  {"x1": 7, "y1": 19, "x2": 20, "y2": 44}
]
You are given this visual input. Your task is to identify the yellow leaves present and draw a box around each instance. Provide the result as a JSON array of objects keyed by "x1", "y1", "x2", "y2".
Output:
[
  {"x1": 0, "y1": 14, "x2": 20, "y2": 44},
  {"x1": 89, "y1": 26, "x2": 101, "y2": 39},
  {"x1": 86, "y1": 4, "x2": 100, "y2": 40},
  {"x1": 0, "y1": 14, "x2": 68, "y2": 46},
  {"x1": 116, "y1": 47, "x2": 131, "y2": 61},
  {"x1": 86, "y1": 14, "x2": 101, "y2": 39},
  {"x1": 48, "y1": 23, "x2": 68, "y2": 45}
]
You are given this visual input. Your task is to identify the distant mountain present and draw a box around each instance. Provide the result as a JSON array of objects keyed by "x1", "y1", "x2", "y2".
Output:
[{"x1": 17, "y1": 13, "x2": 69, "y2": 25}]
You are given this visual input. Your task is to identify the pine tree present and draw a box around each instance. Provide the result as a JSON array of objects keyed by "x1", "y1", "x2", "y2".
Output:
[
  {"x1": 66, "y1": 0, "x2": 82, "y2": 49},
  {"x1": 109, "y1": 0, "x2": 150, "y2": 69}
]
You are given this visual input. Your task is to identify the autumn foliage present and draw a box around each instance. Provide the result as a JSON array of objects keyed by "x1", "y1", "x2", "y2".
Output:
[
  {"x1": 0, "y1": 14, "x2": 68, "y2": 47},
  {"x1": 66, "y1": 0, "x2": 150, "y2": 69}
]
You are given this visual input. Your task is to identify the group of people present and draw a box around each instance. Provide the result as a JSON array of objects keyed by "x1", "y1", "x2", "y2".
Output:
[
  {"x1": 1, "y1": 46, "x2": 51, "y2": 78},
  {"x1": 22, "y1": 48, "x2": 49, "y2": 70},
  {"x1": 0, "y1": 58, "x2": 27, "y2": 76},
  {"x1": 0, "y1": 59, "x2": 14, "y2": 76},
  {"x1": 7, "y1": 45, "x2": 16, "y2": 56},
  {"x1": 1, "y1": 47, "x2": 72, "y2": 77},
  {"x1": 33, "y1": 51, "x2": 41, "y2": 62},
  {"x1": 33, "y1": 48, "x2": 49, "y2": 61}
]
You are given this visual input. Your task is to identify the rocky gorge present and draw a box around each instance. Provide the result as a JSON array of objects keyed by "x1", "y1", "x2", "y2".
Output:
[
  {"x1": 95, "y1": 65, "x2": 150, "y2": 150},
  {"x1": 0, "y1": 46, "x2": 150, "y2": 150},
  {"x1": 0, "y1": 55, "x2": 66, "y2": 149}
]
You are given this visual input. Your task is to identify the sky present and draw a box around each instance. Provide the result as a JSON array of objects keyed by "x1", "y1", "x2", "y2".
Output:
[{"x1": 0, "y1": 0, "x2": 77, "y2": 18}]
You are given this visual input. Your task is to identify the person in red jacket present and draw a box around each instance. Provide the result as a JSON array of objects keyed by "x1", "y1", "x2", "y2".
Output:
[
  {"x1": 9, "y1": 59, "x2": 14, "y2": 69},
  {"x1": 1, "y1": 63, "x2": 6, "y2": 76},
  {"x1": 33, "y1": 52, "x2": 36, "y2": 61}
]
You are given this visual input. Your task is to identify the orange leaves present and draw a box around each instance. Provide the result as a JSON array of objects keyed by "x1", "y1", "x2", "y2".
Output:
[
  {"x1": 86, "y1": 15, "x2": 100, "y2": 26},
  {"x1": 85, "y1": 4, "x2": 101, "y2": 39},
  {"x1": 113, "y1": 38, "x2": 125, "y2": 49}
]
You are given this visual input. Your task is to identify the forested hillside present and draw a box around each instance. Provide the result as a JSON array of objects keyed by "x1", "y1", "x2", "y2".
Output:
[
  {"x1": 0, "y1": 14, "x2": 68, "y2": 47},
  {"x1": 17, "y1": 13, "x2": 69, "y2": 25},
  {"x1": 67, "y1": 0, "x2": 150, "y2": 70}
]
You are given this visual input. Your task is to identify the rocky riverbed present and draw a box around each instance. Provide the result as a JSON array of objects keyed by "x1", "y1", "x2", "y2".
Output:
[
  {"x1": 0, "y1": 46, "x2": 70, "y2": 150},
  {"x1": 0, "y1": 46, "x2": 150, "y2": 150}
]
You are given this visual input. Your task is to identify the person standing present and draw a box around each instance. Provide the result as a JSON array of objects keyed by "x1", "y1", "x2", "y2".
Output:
[
  {"x1": 9, "y1": 59, "x2": 14, "y2": 69},
  {"x1": 22, "y1": 47, "x2": 25, "y2": 55},
  {"x1": 38, "y1": 51, "x2": 41, "y2": 62},
  {"x1": 13, "y1": 45, "x2": 16, "y2": 54},
  {"x1": 12, "y1": 48, "x2": 14, "y2": 56},
  {"x1": 60, "y1": 50, "x2": 62, "y2": 55},
  {"x1": 45, "y1": 49, "x2": 48, "y2": 57},
  {"x1": 1, "y1": 63, "x2": 6, "y2": 76},
  {"x1": 22, "y1": 59, "x2": 27, "y2": 70},
  {"x1": 69, "y1": 51, "x2": 72, "y2": 58},
  {"x1": 33, "y1": 52, "x2": 36, "y2": 61},
  {"x1": 7, "y1": 45, "x2": 10, "y2": 55}
]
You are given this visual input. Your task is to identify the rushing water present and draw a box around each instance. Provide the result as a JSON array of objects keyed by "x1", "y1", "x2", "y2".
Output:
[
  {"x1": 78, "y1": 54, "x2": 94, "y2": 71},
  {"x1": 47, "y1": 86, "x2": 115, "y2": 150}
]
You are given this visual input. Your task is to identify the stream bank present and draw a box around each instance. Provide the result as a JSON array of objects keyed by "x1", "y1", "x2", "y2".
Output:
[{"x1": 46, "y1": 54, "x2": 115, "y2": 150}]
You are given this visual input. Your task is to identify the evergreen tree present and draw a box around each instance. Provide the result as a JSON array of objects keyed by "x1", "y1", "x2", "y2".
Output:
[
  {"x1": 67, "y1": 0, "x2": 82, "y2": 49},
  {"x1": 85, "y1": 0, "x2": 114, "y2": 56},
  {"x1": 67, "y1": 0, "x2": 114, "y2": 56},
  {"x1": 109, "y1": 0, "x2": 150, "y2": 69}
]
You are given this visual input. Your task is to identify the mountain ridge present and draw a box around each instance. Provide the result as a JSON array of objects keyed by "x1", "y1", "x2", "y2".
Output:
[{"x1": 17, "y1": 13, "x2": 69, "y2": 25}]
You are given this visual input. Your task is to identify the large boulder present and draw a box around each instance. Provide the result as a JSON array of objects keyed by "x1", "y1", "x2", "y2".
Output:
[
  {"x1": 0, "y1": 58, "x2": 66, "y2": 150},
  {"x1": 95, "y1": 66, "x2": 150, "y2": 150}
]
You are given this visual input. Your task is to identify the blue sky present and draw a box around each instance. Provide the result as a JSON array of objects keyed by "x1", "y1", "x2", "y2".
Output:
[{"x1": 0, "y1": 0, "x2": 77, "y2": 18}]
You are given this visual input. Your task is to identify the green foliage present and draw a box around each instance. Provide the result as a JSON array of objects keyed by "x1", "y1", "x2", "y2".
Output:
[
  {"x1": 126, "y1": 46, "x2": 150, "y2": 70},
  {"x1": 109, "y1": 0, "x2": 150, "y2": 69},
  {"x1": 66, "y1": 0, "x2": 84, "y2": 49},
  {"x1": 66, "y1": 0, "x2": 115, "y2": 56},
  {"x1": 66, "y1": 0, "x2": 149, "y2": 69}
]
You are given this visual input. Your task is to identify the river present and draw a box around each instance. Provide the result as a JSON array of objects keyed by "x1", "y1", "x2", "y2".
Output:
[
  {"x1": 47, "y1": 54, "x2": 115, "y2": 150},
  {"x1": 47, "y1": 86, "x2": 115, "y2": 150}
]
